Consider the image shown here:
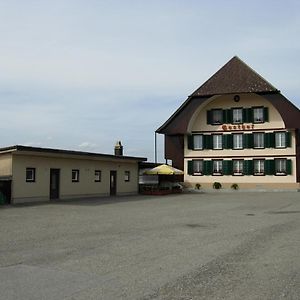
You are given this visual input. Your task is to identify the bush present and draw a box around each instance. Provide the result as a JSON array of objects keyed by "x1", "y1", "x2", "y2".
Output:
[
  {"x1": 213, "y1": 182, "x2": 222, "y2": 189},
  {"x1": 231, "y1": 183, "x2": 239, "y2": 190},
  {"x1": 195, "y1": 183, "x2": 201, "y2": 190}
]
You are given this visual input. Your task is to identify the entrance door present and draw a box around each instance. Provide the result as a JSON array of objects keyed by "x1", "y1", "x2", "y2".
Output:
[
  {"x1": 110, "y1": 171, "x2": 117, "y2": 196},
  {"x1": 50, "y1": 169, "x2": 60, "y2": 199}
]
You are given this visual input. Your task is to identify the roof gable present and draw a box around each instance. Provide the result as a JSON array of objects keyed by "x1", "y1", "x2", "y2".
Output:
[{"x1": 191, "y1": 56, "x2": 279, "y2": 96}]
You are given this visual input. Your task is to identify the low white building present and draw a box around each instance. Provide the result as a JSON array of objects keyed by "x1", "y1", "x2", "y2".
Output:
[{"x1": 0, "y1": 144, "x2": 146, "y2": 204}]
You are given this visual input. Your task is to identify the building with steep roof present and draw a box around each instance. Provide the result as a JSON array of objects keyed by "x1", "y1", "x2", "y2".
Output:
[{"x1": 157, "y1": 56, "x2": 300, "y2": 189}]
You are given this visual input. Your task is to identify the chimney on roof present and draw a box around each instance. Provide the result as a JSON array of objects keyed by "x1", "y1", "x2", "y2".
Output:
[{"x1": 114, "y1": 141, "x2": 123, "y2": 156}]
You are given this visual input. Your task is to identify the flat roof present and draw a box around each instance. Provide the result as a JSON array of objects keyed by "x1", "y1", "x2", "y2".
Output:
[{"x1": 0, "y1": 145, "x2": 147, "y2": 162}]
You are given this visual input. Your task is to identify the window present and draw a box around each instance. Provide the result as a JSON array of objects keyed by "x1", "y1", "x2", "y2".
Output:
[
  {"x1": 94, "y1": 170, "x2": 101, "y2": 182},
  {"x1": 212, "y1": 109, "x2": 223, "y2": 124},
  {"x1": 253, "y1": 107, "x2": 264, "y2": 123},
  {"x1": 254, "y1": 160, "x2": 265, "y2": 175},
  {"x1": 233, "y1": 134, "x2": 243, "y2": 149},
  {"x1": 233, "y1": 160, "x2": 243, "y2": 175},
  {"x1": 193, "y1": 135, "x2": 203, "y2": 150},
  {"x1": 124, "y1": 171, "x2": 130, "y2": 182},
  {"x1": 232, "y1": 108, "x2": 243, "y2": 124},
  {"x1": 253, "y1": 133, "x2": 265, "y2": 148},
  {"x1": 275, "y1": 132, "x2": 286, "y2": 148},
  {"x1": 213, "y1": 160, "x2": 223, "y2": 175},
  {"x1": 26, "y1": 168, "x2": 36, "y2": 182},
  {"x1": 213, "y1": 134, "x2": 223, "y2": 150},
  {"x1": 72, "y1": 169, "x2": 80, "y2": 182},
  {"x1": 275, "y1": 159, "x2": 287, "y2": 175},
  {"x1": 193, "y1": 160, "x2": 203, "y2": 175}
]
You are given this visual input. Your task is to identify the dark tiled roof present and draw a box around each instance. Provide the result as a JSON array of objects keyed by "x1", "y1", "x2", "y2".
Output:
[
  {"x1": 0, "y1": 145, "x2": 146, "y2": 161},
  {"x1": 191, "y1": 56, "x2": 279, "y2": 96}
]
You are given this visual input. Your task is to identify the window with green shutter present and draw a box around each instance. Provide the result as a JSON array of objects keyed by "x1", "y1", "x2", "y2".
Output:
[
  {"x1": 187, "y1": 161, "x2": 193, "y2": 175},
  {"x1": 243, "y1": 134, "x2": 254, "y2": 148},
  {"x1": 203, "y1": 160, "x2": 213, "y2": 175},
  {"x1": 223, "y1": 160, "x2": 233, "y2": 175},
  {"x1": 265, "y1": 160, "x2": 275, "y2": 175},
  {"x1": 244, "y1": 160, "x2": 254, "y2": 175},
  {"x1": 243, "y1": 108, "x2": 253, "y2": 123},
  {"x1": 286, "y1": 132, "x2": 292, "y2": 147},
  {"x1": 265, "y1": 132, "x2": 275, "y2": 148},
  {"x1": 223, "y1": 134, "x2": 233, "y2": 149},
  {"x1": 286, "y1": 159, "x2": 292, "y2": 175},
  {"x1": 207, "y1": 110, "x2": 212, "y2": 125},
  {"x1": 264, "y1": 107, "x2": 269, "y2": 122},
  {"x1": 187, "y1": 135, "x2": 194, "y2": 149},
  {"x1": 203, "y1": 135, "x2": 213, "y2": 149}
]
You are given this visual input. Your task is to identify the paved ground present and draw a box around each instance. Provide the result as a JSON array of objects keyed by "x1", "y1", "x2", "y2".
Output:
[{"x1": 0, "y1": 191, "x2": 299, "y2": 300}]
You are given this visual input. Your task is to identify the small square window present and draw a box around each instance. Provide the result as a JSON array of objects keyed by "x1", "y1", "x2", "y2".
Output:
[
  {"x1": 124, "y1": 171, "x2": 130, "y2": 182},
  {"x1": 26, "y1": 168, "x2": 36, "y2": 182},
  {"x1": 95, "y1": 170, "x2": 101, "y2": 182},
  {"x1": 72, "y1": 169, "x2": 80, "y2": 182}
]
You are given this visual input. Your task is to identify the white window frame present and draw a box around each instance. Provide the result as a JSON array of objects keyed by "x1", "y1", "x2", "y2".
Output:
[
  {"x1": 233, "y1": 134, "x2": 243, "y2": 149},
  {"x1": 72, "y1": 169, "x2": 80, "y2": 182},
  {"x1": 253, "y1": 133, "x2": 265, "y2": 149},
  {"x1": 232, "y1": 108, "x2": 243, "y2": 124},
  {"x1": 275, "y1": 132, "x2": 286, "y2": 148},
  {"x1": 124, "y1": 171, "x2": 130, "y2": 182},
  {"x1": 213, "y1": 134, "x2": 223, "y2": 150},
  {"x1": 233, "y1": 160, "x2": 243, "y2": 175},
  {"x1": 253, "y1": 107, "x2": 264, "y2": 123},
  {"x1": 213, "y1": 160, "x2": 223, "y2": 175},
  {"x1": 193, "y1": 135, "x2": 203, "y2": 150},
  {"x1": 275, "y1": 159, "x2": 286, "y2": 175},
  {"x1": 94, "y1": 170, "x2": 102, "y2": 182},
  {"x1": 254, "y1": 160, "x2": 265, "y2": 176},
  {"x1": 193, "y1": 160, "x2": 203, "y2": 175},
  {"x1": 26, "y1": 167, "x2": 36, "y2": 182}
]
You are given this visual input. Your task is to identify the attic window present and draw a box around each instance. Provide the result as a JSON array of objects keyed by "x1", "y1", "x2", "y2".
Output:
[{"x1": 211, "y1": 109, "x2": 223, "y2": 124}]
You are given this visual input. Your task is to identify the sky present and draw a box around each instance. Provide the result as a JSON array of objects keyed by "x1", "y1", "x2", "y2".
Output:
[{"x1": 0, "y1": 0, "x2": 299, "y2": 162}]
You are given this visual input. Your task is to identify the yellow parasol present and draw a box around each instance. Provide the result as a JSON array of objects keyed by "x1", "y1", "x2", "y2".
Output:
[{"x1": 144, "y1": 164, "x2": 184, "y2": 175}]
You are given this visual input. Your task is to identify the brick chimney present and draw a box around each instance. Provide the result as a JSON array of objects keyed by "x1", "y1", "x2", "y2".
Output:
[{"x1": 114, "y1": 141, "x2": 123, "y2": 156}]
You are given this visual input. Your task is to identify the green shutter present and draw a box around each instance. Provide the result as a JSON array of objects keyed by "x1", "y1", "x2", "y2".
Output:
[
  {"x1": 203, "y1": 160, "x2": 212, "y2": 175},
  {"x1": 187, "y1": 161, "x2": 194, "y2": 175},
  {"x1": 264, "y1": 107, "x2": 269, "y2": 122},
  {"x1": 187, "y1": 135, "x2": 194, "y2": 150},
  {"x1": 222, "y1": 110, "x2": 227, "y2": 124},
  {"x1": 244, "y1": 160, "x2": 253, "y2": 175},
  {"x1": 223, "y1": 160, "x2": 233, "y2": 175},
  {"x1": 207, "y1": 110, "x2": 212, "y2": 125},
  {"x1": 223, "y1": 134, "x2": 233, "y2": 149},
  {"x1": 265, "y1": 133, "x2": 275, "y2": 148},
  {"x1": 244, "y1": 134, "x2": 254, "y2": 148},
  {"x1": 286, "y1": 132, "x2": 292, "y2": 147},
  {"x1": 286, "y1": 159, "x2": 292, "y2": 175},
  {"x1": 227, "y1": 109, "x2": 233, "y2": 124},
  {"x1": 265, "y1": 160, "x2": 275, "y2": 175},
  {"x1": 204, "y1": 135, "x2": 212, "y2": 149},
  {"x1": 243, "y1": 108, "x2": 253, "y2": 123}
]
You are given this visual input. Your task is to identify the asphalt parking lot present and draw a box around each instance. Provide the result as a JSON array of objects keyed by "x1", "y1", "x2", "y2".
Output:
[{"x1": 0, "y1": 191, "x2": 299, "y2": 300}]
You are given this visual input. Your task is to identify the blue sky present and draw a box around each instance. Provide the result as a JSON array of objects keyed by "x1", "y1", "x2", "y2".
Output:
[{"x1": 0, "y1": 0, "x2": 299, "y2": 162}]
